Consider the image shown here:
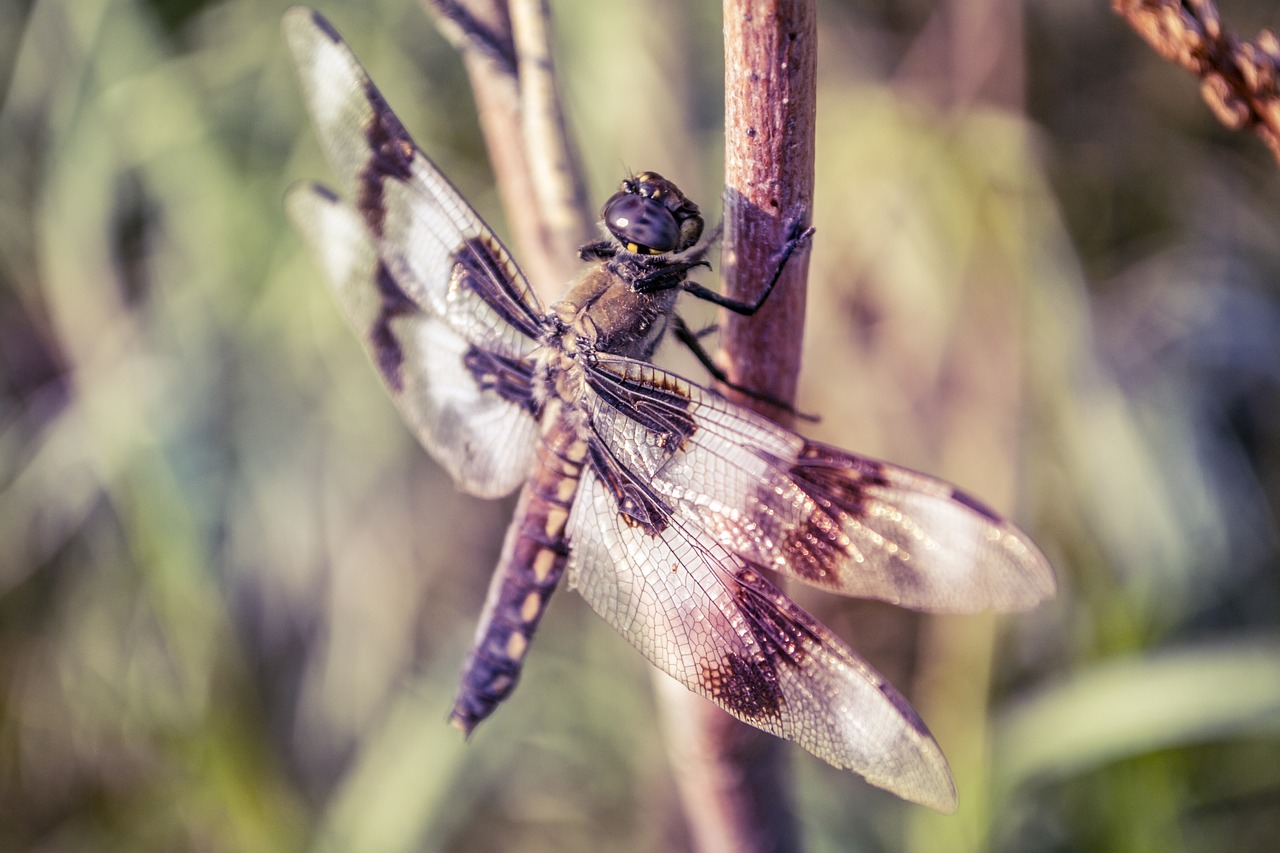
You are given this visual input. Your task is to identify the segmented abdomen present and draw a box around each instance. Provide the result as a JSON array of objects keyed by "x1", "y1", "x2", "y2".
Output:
[{"x1": 449, "y1": 412, "x2": 587, "y2": 734}]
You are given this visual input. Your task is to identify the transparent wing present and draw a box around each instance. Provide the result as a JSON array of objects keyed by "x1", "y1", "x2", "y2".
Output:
[
  {"x1": 582, "y1": 356, "x2": 1055, "y2": 612},
  {"x1": 287, "y1": 184, "x2": 537, "y2": 498},
  {"x1": 566, "y1": 467, "x2": 957, "y2": 812},
  {"x1": 283, "y1": 6, "x2": 544, "y2": 362}
]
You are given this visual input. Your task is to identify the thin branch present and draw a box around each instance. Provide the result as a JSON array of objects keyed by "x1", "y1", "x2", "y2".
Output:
[
  {"x1": 511, "y1": 0, "x2": 593, "y2": 269},
  {"x1": 423, "y1": 0, "x2": 517, "y2": 75},
  {"x1": 719, "y1": 0, "x2": 816, "y2": 425},
  {"x1": 1113, "y1": 0, "x2": 1280, "y2": 165},
  {"x1": 658, "y1": 2, "x2": 816, "y2": 852},
  {"x1": 421, "y1": 0, "x2": 586, "y2": 299}
]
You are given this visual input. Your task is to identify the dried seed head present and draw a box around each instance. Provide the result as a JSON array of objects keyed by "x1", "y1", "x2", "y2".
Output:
[{"x1": 1202, "y1": 73, "x2": 1250, "y2": 128}]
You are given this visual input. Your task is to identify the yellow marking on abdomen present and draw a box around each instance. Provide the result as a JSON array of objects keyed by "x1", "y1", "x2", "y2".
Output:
[
  {"x1": 532, "y1": 547, "x2": 558, "y2": 582},
  {"x1": 521, "y1": 591, "x2": 542, "y2": 623},
  {"x1": 543, "y1": 506, "x2": 569, "y2": 538},
  {"x1": 555, "y1": 476, "x2": 578, "y2": 503}
]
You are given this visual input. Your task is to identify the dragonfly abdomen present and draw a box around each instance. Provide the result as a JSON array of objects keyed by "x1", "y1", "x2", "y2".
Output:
[{"x1": 449, "y1": 410, "x2": 587, "y2": 734}]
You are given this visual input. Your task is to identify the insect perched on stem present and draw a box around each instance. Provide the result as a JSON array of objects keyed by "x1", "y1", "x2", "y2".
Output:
[{"x1": 283, "y1": 7, "x2": 1054, "y2": 812}]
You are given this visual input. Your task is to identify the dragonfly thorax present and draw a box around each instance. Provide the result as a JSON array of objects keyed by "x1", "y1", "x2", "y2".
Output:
[{"x1": 549, "y1": 264, "x2": 682, "y2": 362}]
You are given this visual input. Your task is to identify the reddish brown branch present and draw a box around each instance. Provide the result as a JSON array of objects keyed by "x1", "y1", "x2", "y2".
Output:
[
  {"x1": 719, "y1": 0, "x2": 817, "y2": 425},
  {"x1": 1113, "y1": 0, "x2": 1280, "y2": 164},
  {"x1": 657, "y1": 2, "x2": 817, "y2": 852}
]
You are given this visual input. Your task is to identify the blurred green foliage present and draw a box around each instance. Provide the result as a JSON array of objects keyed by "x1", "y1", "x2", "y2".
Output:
[{"x1": 1, "y1": 0, "x2": 1278, "y2": 851}]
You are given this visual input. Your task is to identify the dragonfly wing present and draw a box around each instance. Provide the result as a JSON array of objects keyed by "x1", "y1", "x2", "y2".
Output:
[
  {"x1": 581, "y1": 356, "x2": 1054, "y2": 612},
  {"x1": 565, "y1": 465, "x2": 957, "y2": 811}
]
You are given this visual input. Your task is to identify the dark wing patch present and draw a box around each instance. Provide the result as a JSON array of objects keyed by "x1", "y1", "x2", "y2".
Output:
[
  {"x1": 585, "y1": 438, "x2": 673, "y2": 534},
  {"x1": 287, "y1": 185, "x2": 538, "y2": 498},
  {"x1": 372, "y1": 260, "x2": 419, "y2": 392},
  {"x1": 733, "y1": 568, "x2": 816, "y2": 672},
  {"x1": 284, "y1": 8, "x2": 544, "y2": 362},
  {"x1": 789, "y1": 444, "x2": 890, "y2": 512},
  {"x1": 769, "y1": 446, "x2": 889, "y2": 586},
  {"x1": 451, "y1": 235, "x2": 544, "y2": 341},
  {"x1": 356, "y1": 82, "x2": 415, "y2": 237},
  {"x1": 583, "y1": 359, "x2": 698, "y2": 478},
  {"x1": 698, "y1": 651, "x2": 784, "y2": 721},
  {"x1": 463, "y1": 345, "x2": 537, "y2": 412},
  {"x1": 698, "y1": 566, "x2": 819, "y2": 721}
]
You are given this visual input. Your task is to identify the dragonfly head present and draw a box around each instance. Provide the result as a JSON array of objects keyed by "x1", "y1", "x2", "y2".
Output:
[{"x1": 600, "y1": 171, "x2": 704, "y2": 256}]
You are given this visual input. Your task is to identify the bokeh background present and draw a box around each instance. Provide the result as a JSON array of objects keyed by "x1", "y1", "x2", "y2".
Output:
[{"x1": 2, "y1": 0, "x2": 1279, "y2": 850}]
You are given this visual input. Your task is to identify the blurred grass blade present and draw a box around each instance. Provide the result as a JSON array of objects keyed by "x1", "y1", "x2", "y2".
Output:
[{"x1": 995, "y1": 638, "x2": 1280, "y2": 796}]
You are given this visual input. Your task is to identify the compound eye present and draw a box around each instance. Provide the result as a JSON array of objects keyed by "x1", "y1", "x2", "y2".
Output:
[{"x1": 601, "y1": 191, "x2": 679, "y2": 254}]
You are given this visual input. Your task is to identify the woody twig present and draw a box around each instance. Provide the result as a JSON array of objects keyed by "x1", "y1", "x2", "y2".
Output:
[{"x1": 1114, "y1": 0, "x2": 1280, "y2": 164}]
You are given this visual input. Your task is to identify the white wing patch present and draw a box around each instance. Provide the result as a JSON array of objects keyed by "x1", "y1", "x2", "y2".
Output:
[{"x1": 287, "y1": 185, "x2": 536, "y2": 498}]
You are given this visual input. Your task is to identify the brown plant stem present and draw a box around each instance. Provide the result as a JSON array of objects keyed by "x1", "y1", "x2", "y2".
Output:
[
  {"x1": 657, "y1": 2, "x2": 816, "y2": 852},
  {"x1": 719, "y1": 0, "x2": 816, "y2": 423},
  {"x1": 1113, "y1": 0, "x2": 1280, "y2": 165}
]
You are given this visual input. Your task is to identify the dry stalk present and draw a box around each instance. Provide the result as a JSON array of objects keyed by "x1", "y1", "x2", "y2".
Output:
[
  {"x1": 1114, "y1": 0, "x2": 1280, "y2": 164},
  {"x1": 656, "y1": 2, "x2": 816, "y2": 852}
]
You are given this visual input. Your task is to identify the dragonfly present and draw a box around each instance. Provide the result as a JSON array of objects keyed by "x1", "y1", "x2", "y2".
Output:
[{"x1": 282, "y1": 7, "x2": 1054, "y2": 813}]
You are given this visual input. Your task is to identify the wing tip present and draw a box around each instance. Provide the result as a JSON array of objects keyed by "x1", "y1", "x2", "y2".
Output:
[
  {"x1": 905, "y1": 767, "x2": 959, "y2": 814},
  {"x1": 282, "y1": 6, "x2": 337, "y2": 45},
  {"x1": 948, "y1": 486, "x2": 1059, "y2": 609},
  {"x1": 1000, "y1": 531, "x2": 1058, "y2": 612},
  {"x1": 865, "y1": 690, "x2": 959, "y2": 813},
  {"x1": 872, "y1": 741, "x2": 958, "y2": 813},
  {"x1": 836, "y1": 727, "x2": 957, "y2": 813},
  {"x1": 284, "y1": 181, "x2": 344, "y2": 233},
  {"x1": 924, "y1": 782, "x2": 960, "y2": 815}
]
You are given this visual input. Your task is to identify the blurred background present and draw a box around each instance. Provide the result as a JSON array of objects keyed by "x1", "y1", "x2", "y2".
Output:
[{"x1": 2, "y1": 0, "x2": 1279, "y2": 850}]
